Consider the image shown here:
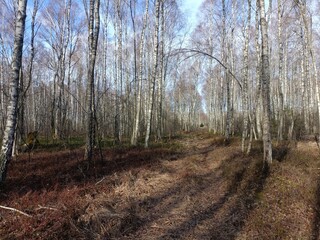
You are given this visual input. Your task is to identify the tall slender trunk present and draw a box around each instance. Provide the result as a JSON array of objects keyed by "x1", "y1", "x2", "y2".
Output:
[
  {"x1": 300, "y1": 43, "x2": 307, "y2": 128},
  {"x1": 221, "y1": 0, "x2": 230, "y2": 140},
  {"x1": 131, "y1": 0, "x2": 149, "y2": 146},
  {"x1": 0, "y1": 0, "x2": 28, "y2": 183},
  {"x1": 259, "y1": 0, "x2": 273, "y2": 165},
  {"x1": 145, "y1": 0, "x2": 160, "y2": 148},
  {"x1": 242, "y1": 0, "x2": 251, "y2": 153},
  {"x1": 61, "y1": 0, "x2": 72, "y2": 140},
  {"x1": 277, "y1": 0, "x2": 284, "y2": 141},
  {"x1": 255, "y1": 2, "x2": 262, "y2": 140},
  {"x1": 157, "y1": 0, "x2": 165, "y2": 140},
  {"x1": 85, "y1": 0, "x2": 100, "y2": 161},
  {"x1": 296, "y1": 0, "x2": 320, "y2": 134},
  {"x1": 114, "y1": 0, "x2": 122, "y2": 144}
]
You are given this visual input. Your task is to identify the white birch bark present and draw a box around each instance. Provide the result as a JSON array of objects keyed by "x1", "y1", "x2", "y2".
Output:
[
  {"x1": 255, "y1": 1, "x2": 262, "y2": 140},
  {"x1": 131, "y1": 0, "x2": 149, "y2": 146},
  {"x1": 157, "y1": 0, "x2": 165, "y2": 140},
  {"x1": 296, "y1": 1, "x2": 320, "y2": 134},
  {"x1": 242, "y1": 0, "x2": 251, "y2": 153},
  {"x1": 221, "y1": 0, "x2": 231, "y2": 141},
  {"x1": 259, "y1": 0, "x2": 273, "y2": 165},
  {"x1": 85, "y1": 0, "x2": 100, "y2": 161},
  {"x1": 0, "y1": 0, "x2": 28, "y2": 183},
  {"x1": 114, "y1": 0, "x2": 122, "y2": 143},
  {"x1": 277, "y1": 0, "x2": 284, "y2": 140},
  {"x1": 145, "y1": 0, "x2": 160, "y2": 148}
]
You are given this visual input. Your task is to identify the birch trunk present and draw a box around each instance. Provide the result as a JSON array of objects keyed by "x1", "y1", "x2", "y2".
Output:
[
  {"x1": 26, "y1": 0, "x2": 39, "y2": 130},
  {"x1": 145, "y1": 0, "x2": 160, "y2": 148},
  {"x1": 277, "y1": 0, "x2": 284, "y2": 141},
  {"x1": 0, "y1": 0, "x2": 28, "y2": 183},
  {"x1": 131, "y1": 0, "x2": 149, "y2": 146},
  {"x1": 85, "y1": 0, "x2": 100, "y2": 161},
  {"x1": 259, "y1": 0, "x2": 272, "y2": 165},
  {"x1": 296, "y1": 1, "x2": 320, "y2": 134},
  {"x1": 242, "y1": 0, "x2": 251, "y2": 153},
  {"x1": 61, "y1": 0, "x2": 72, "y2": 140},
  {"x1": 157, "y1": 1, "x2": 165, "y2": 140},
  {"x1": 114, "y1": 0, "x2": 122, "y2": 143},
  {"x1": 255, "y1": 2, "x2": 262, "y2": 140},
  {"x1": 221, "y1": 0, "x2": 230, "y2": 141}
]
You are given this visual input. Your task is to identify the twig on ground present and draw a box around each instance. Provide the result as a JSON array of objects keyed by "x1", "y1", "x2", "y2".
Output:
[
  {"x1": 36, "y1": 205, "x2": 58, "y2": 211},
  {"x1": 0, "y1": 205, "x2": 32, "y2": 217},
  {"x1": 96, "y1": 176, "x2": 106, "y2": 185}
]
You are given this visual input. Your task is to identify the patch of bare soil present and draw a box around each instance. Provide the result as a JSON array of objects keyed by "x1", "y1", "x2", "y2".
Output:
[{"x1": 0, "y1": 132, "x2": 319, "y2": 239}]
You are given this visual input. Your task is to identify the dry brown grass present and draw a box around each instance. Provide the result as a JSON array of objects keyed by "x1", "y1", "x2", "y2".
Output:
[
  {"x1": 0, "y1": 132, "x2": 320, "y2": 239},
  {"x1": 238, "y1": 141, "x2": 320, "y2": 240}
]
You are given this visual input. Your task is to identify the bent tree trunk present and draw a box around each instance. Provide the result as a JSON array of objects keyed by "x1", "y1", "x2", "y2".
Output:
[{"x1": 0, "y1": 0, "x2": 28, "y2": 183}]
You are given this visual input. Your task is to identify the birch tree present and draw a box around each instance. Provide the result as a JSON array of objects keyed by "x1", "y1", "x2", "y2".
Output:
[
  {"x1": 85, "y1": 0, "x2": 100, "y2": 161},
  {"x1": 255, "y1": 0, "x2": 262, "y2": 140},
  {"x1": 145, "y1": 0, "x2": 160, "y2": 148},
  {"x1": 295, "y1": 0, "x2": 320, "y2": 135},
  {"x1": 156, "y1": 0, "x2": 165, "y2": 140},
  {"x1": 242, "y1": 0, "x2": 251, "y2": 153},
  {"x1": 131, "y1": 0, "x2": 149, "y2": 146},
  {"x1": 0, "y1": 0, "x2": 28, "y2": 183},
  {"x1": 114, "y1": 0, "x2": 122, "y2": 144},
  {"x1": 259, "y1": 0, "x2": 272, "y2": 165},
  {"x1": 277, "y1": 0, "x2": 284, "y2": 140},
  {"x1": 16, "y1": 0, "x2": 41, "y2": 152}
]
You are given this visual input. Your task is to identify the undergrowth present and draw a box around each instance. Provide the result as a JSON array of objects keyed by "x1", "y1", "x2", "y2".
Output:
[{"x1": 0, "y1": 132, "x2": 319, "y2": 239}]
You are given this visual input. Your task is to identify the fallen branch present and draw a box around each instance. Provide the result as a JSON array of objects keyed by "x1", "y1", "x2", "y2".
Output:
[
  {"x1": 36, "y1": 205, "x2": 58, "y2": 211},
  {"x1": 0, "y1": 205, "x2": 32, "y2": 218}
]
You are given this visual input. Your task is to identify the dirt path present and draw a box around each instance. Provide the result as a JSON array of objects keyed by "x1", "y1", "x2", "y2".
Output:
[{"x1": 93, "y1": 134, "x2": 266, "y2": 240}]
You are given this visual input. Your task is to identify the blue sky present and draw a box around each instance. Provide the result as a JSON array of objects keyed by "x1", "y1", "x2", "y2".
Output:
[{"x1": 180, "y1": 0, "x2": 205, "y2": 30}]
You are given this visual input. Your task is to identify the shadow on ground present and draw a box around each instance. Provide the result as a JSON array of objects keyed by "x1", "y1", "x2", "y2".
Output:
[
  {"x1": 0, "y1": 134, "x2": 272, "y2": 240},
  {"x1": 94, "y1": 146, "x2": 270, "y2": 239},
  {"x1": 0, "y1": 146, "x2": 176, "y2": 196},
  {"x1": 312, "y1": 167, "x2": 320, "y2": 240}
]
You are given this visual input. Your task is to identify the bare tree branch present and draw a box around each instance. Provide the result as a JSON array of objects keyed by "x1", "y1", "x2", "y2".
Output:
[{"x1": 172, "y1": 48, "x2": 243, "y2": 90}]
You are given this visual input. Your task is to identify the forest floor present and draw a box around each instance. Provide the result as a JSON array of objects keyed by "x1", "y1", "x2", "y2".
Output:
[{"x1": 0, "y1": 130, "x2": 320, "y2": 239}]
